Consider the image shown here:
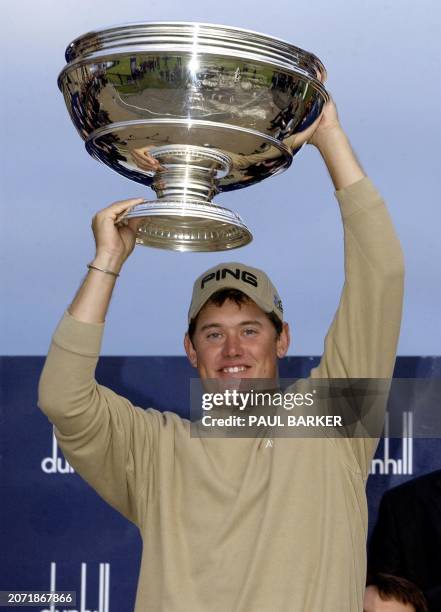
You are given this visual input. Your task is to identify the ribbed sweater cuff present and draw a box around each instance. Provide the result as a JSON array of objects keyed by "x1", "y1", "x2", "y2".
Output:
[
  {"x1": 52, "y1": 311, "x2": 105, "y2": 357},
  {"x1": 335, "y1": 176, "x2": 384, "y2": 218}
]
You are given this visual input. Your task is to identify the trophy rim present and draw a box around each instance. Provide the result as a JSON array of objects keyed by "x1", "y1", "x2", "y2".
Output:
[
  {"x1": 127, "y1": 199, "x2": 253, "y2": 252},
  {"x1": 59, "y1": 21, "x2": 327, "y2": 87}
]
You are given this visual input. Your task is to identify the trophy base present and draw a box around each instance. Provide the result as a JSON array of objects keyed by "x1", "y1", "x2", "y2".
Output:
[{"x1": 124, "y1": 199, "x2": 252, "y2": 252}]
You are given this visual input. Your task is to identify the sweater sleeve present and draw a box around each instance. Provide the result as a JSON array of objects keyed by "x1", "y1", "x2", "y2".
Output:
[
  {"x1": 38, "y1": 311, "x2": 154, "y2": 527},
  {"x1": 310, "y1": 177, "x2": 405, "y2": 476}
]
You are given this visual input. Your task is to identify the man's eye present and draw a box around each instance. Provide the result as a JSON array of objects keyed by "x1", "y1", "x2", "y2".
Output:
[
  {"x1": 243, "y1": 328, "x2": 258, "y2": 336},
  {"x1": 207, "y1": 332, "x2": 222, "y2": 339}
]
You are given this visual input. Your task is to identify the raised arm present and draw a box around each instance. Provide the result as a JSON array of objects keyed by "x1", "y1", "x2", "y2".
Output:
[
  {"x1": 38, "y1": 197, "x2": 154, "y2": 526},
  {"x1": 69, "y1": 196, "x2": 145, "y2": 323},
  {"x1": 306, "y1": 101, "x2": 405, "y2": 473},
  {"x1": 307, "y1": 100, "x2": 365, "y2": 190},
  {"x1": 308, "y1": 101, "x2": 404, "y2": 378}
]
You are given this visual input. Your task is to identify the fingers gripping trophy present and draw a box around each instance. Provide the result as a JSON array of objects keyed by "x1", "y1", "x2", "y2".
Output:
[{"x1": 58, "y1": 22, "x2": 329, "y2": 252}]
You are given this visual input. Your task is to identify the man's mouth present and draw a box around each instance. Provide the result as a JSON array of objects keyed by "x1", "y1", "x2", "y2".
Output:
[{"x1": 219, "y1": 366, "x2": 250, "y2": 375}]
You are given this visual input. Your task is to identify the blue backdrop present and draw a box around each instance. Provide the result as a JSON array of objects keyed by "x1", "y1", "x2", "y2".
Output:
[{"x1": 1, "y1": 356, "x2": 440, "y2": 611}]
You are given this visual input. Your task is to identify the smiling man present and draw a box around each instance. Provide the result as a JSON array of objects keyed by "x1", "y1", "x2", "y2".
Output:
[
  {"x1": 184, "y1": 265, "x2": 290, "y2": 381},
  {"x1": 38, "y1": 100, "x2": 404, "y2": 611}
]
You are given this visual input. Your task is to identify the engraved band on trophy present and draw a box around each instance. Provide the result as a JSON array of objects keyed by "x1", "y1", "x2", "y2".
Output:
[{"x1": 58, "y1": 22, "x2": 329, "y2": 251}]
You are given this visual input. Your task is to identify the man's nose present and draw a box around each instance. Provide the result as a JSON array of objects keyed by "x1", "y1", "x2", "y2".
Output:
[{"x1": 223, "y1": 333, "x2": 243, "y2": 358}]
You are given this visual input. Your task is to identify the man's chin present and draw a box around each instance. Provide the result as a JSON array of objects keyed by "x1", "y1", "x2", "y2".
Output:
[
  {"x1": 201, "y1": 375, "x2": 278, "y2": 393},
  {"x1": 200, "y1": 376, "x2": 245, "y2": 393}
]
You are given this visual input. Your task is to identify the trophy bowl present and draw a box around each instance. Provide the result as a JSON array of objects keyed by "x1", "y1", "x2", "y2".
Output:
[{"x1": 58, "y1": 22, "x2": 329, "y2": 251}]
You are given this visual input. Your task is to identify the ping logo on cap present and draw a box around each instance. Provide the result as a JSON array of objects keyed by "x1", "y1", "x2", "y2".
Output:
[{"x1": 201, "y1": 267, "x2": 258, "y2": 289}]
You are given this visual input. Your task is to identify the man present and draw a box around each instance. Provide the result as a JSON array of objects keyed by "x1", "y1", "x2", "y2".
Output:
[
  {"x1": 368, "y1": 470, "x2": 441, "y2": 611},
  {"x1": 38, "y1": 100, "x2": 404, "y2": 611},
  {"x1": 364, "y1": 574, "x2": 428, "y2": 612}
]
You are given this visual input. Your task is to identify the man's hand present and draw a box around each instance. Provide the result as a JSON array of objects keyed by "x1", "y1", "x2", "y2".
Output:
[
  {"x1": 68, "y1": 197, "x2": 144, "y2": 324},
  {"x1": 284, "y1": 98, "x2": 340, "y2": 152},
  {"x1": 304, "y1": 97, "x2": 366, "y2": 190},
  {"x1": 307, "y1": 99, "x2": 341, "y2": 149},
  {"x1": 91, "y1": 198, "x2": 144, "y2": 274}
]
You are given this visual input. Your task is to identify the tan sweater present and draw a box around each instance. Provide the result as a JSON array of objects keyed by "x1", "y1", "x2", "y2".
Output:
[{"x1": 38, "y1": 177, "x2": 404, "y2": 612}]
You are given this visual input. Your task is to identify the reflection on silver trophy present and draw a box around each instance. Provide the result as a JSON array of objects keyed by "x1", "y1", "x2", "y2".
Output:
[{"x1": 58, "y1": 22, "x2": 329, "y2": 251}]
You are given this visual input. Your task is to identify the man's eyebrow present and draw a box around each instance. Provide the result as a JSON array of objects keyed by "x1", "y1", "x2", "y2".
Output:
[
  {"x1": 239, "y1": 320, "x2": 263, "y2": 327},
  {"x1": 199, "y1": 323, "x2": 223, "y2": 332},
  {"x1": 199, "y1": 320, "x2": 263, "y2": 332}
]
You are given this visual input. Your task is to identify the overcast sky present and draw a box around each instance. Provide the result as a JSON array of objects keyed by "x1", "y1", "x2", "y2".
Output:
[{"x1": 2, "y1": 0, "x2": 440, "y2": 355}]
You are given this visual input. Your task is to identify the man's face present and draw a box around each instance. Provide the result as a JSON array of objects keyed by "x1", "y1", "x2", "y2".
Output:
[
  {"x1": 184, "y1": 298, "x2": 290, "y2": 380},
  {"x1": 363, "y1": 586, "x2": 415, "y2": 612}
]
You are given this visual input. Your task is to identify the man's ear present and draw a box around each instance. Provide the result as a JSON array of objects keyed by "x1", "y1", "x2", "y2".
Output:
[
  {"x1": 276, "y1": 322, "x2": 291, "y2": 358},
  {"x1": 184, "y1": 333, "x2": 198, "y2": 368}
]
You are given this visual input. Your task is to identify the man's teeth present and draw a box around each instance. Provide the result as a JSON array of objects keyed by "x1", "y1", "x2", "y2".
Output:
[{"x1": 223, "y1": 366, "x2": 247, "y2": 373}]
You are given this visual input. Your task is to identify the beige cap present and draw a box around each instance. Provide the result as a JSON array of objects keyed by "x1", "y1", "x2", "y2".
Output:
[{"x1": 188, "y1": 262, "x2": 284, "y2": 323}]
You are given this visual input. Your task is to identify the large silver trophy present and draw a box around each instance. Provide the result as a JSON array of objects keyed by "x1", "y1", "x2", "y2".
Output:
[{"x1": 58, "y1": 22, "x2": 328, "y2": 251}]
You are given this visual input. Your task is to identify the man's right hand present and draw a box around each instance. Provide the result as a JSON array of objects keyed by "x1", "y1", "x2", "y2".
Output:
[{"x1": 91, "y1": 198, "x2": 144, "y2": 274}]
